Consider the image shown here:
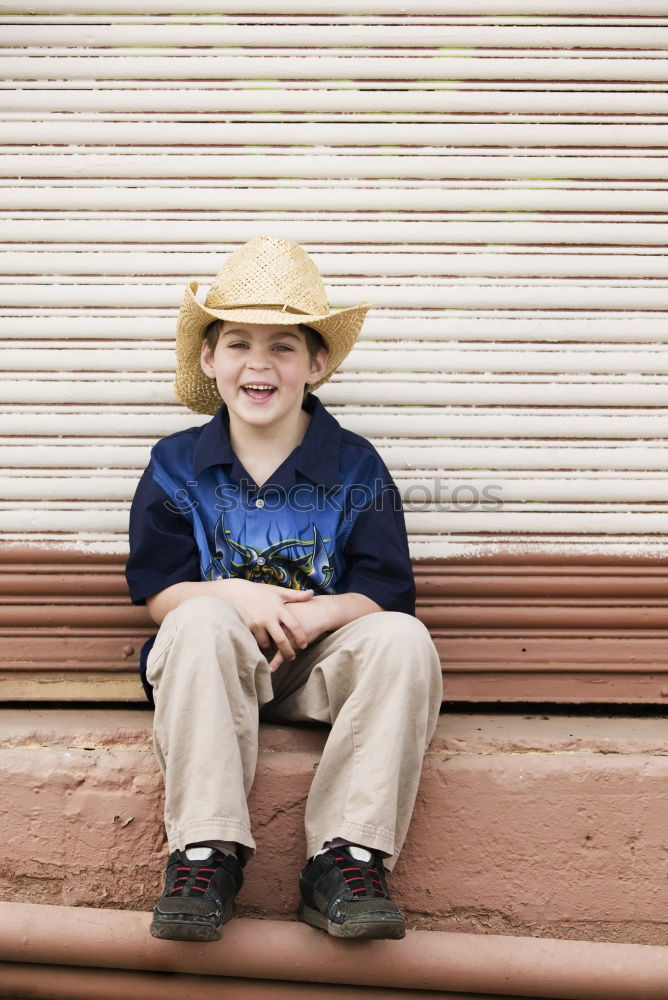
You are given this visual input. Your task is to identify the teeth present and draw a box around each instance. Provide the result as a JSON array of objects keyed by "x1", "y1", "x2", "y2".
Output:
[{"x1": 244, "y1": 384, "x2": 274, "y2": 390}]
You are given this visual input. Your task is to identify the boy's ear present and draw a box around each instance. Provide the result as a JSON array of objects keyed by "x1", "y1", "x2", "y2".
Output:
[
  {"x1": 308, "y1": 346, "x2": 329, "y2": 384},
  {"x1": 200, "y1": 339, "x2": 216, "y2": 378}
]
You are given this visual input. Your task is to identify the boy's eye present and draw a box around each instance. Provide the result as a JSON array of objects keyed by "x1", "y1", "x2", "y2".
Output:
[{"x1": 224, "y1": 342, "x2": 293, "y2": 351}]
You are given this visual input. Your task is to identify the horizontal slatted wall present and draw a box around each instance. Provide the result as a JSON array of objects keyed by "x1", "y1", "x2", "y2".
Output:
[{"x1": 1, "y1": 2, "x2": 668, "y2": 559}]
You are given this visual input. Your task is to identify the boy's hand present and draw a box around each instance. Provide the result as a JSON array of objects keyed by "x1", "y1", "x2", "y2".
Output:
[
  {"x1": 262, "y1": 591, "x2": 327, "y2": 673},
  {"x1": 216, "y1": 578, "x2": 314, "y2": 668},
  {"x1": 266, "y1": 596, "x2": 336, "y2": 672},
  {"x1": 266, "y1": 592, "x2": 384, "y2": 672}
]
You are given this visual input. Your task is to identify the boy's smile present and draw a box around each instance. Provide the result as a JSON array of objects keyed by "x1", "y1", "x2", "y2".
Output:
[
  {"x1": 200, "y1": 321, "x2": 328, "y2": 437},
  {"x1": 241, "y1": 383, "x2": 276, "y2": 402}
]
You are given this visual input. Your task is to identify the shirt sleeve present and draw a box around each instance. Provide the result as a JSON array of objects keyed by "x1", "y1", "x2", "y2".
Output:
[
  {"x1": 125, "y1": 462, "x2": 202, "y2": 605},
  {"x1": 338, "y1": 473, "x2": 416, "y2": 615}
]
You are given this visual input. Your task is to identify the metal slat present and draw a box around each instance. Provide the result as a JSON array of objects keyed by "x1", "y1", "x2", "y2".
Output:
[
  {"x1": 321, "y1": 382, "x2": 668, "y2": 407},
  {"x1": 3, "y1": 185, "x2": 668, "y2": 211},
  {"x1": 4, "y1": 380, "x2": 668, "y2": 407},
  {"x1": 5, "y1": 53, "x2": 668, "y2": 84},
  {"x1": 4, "y1": 506, "x2": 668, "y2": 537},
  {"x1": 5, "y1": 346, "x2": 668, "y2": 374},
  {"x1": 5, "y1": 219, "x2": 668, "y2": 244},
  {"x1": 3, "y1": 120, "x2": 668, "y2": 146},
  {"x1": 1, "y1": 1, "x2": 666, "y2": 12},
  {"x1": 2, "y1": 313, "x2": 668, "y2": 344},
  {"x1": 4, "y1": 251, "x2": 668, "y2": 279},
  {"x1": 3, "y1": 153, "x2": 668, "y2": 181},
  {"x1": 5, "y1": 79, "x2": 668, "y2": 95},
  {"x1": 4, "y1": 13, "x2": 668, "y2": 23},
  {"x1": 2, "y1": 408, "x2": 667, "y2": 439},
  {"x1": 7, "y1": 91, "x2": 668, "y2": 114},
  {"x1": 14, "y1": 44, "x2": 666, "y2": 58},
  {"x1": 3, "y1": 474, "x2": 668, "y2": 503},
  {"x1": 6, "y1": 23, "x2": 668, "y2": 48},
  {"x1": 3, "y1": 281, "x2": 668, "y2": 311},
  {"x1": 1, "y1": 440, "x2": 666, "y2": 471},
  {"x1": 3, "y1": 534, "x2": 666, "y2": 558}
]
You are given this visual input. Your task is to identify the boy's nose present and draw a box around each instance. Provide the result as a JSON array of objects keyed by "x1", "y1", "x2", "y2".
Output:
[{"x1": 246, "y1": 352, "x2": 271, "y2": 369}]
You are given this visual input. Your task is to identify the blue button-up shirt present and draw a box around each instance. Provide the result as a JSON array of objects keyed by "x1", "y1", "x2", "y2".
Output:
[{"x1": 126, "y1": 394, "x2": 415, "y2": 615}]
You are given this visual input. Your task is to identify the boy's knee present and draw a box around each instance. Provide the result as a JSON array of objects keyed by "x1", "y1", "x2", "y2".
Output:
[
  {"x1": 164, "y1": 594, "x2": 242, "y2": 634},
  {"x1": 368, "y1": 610, "x2": 432, "y2": 650},
  {"x1": 152, "y1": 594, "x2": 265, "y2": 691},
  {"x1": 364, "y1": 611, "x2": 441, "y2": 689}
]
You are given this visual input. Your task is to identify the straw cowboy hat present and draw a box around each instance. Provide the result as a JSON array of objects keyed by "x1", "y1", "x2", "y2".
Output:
[{"x1": 174, "y1": 236, "x2": 371, "y2": 414}]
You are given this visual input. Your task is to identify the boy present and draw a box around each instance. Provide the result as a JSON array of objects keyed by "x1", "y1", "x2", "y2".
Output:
[{"x1": 125, "y1": 236, "x2": 442, "y2": 943}]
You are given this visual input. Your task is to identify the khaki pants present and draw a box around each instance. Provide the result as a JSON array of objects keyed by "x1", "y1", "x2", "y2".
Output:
[{"x1": 146, "y1": 595, "x2": 442, "y2": 870}]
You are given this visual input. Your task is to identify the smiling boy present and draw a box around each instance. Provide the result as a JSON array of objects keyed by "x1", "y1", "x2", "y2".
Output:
[{"x1": 126, "y1": 236, "x2": 442, "y2": 943}]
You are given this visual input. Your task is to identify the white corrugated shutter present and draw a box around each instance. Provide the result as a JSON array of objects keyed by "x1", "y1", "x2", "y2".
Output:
[{"x1": 2, "y1": 2, "x2": 668, "y2": 558}]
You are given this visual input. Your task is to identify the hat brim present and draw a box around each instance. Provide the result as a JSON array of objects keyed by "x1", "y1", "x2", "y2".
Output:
[{"x1": 174, "y1": 281, "x2": 371, "y2": 415}]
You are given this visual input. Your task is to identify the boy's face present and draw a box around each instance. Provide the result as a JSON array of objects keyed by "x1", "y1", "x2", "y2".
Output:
[{"x1": 200, "y1": 321, "x2": 328, "y2": 432}]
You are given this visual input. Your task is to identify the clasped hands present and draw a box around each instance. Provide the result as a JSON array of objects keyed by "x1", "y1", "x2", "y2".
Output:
[{"x1": 221, "y1": 579, "x2": 330, "y2": 672}]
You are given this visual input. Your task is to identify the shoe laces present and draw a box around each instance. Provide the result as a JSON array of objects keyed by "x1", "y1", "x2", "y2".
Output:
[
  {"x1": 170, "y1": 854, "x2": 223, "y2": 897},
  {"x1": 333, "y1": 853, "x2": 386, "y2": 899}
]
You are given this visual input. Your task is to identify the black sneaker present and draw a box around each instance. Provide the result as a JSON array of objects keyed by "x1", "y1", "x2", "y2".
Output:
[
  {"x1": 298, "y1": 846, "x2": 406, "y2": 940},
  {"x1": 150, "y1": 848, "x2": 243, "y2": 942}
]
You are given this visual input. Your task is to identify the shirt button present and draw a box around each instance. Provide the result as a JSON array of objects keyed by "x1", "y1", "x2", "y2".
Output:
[
  {"x1": 255, "y1": 498, "x2": 265, "y2": 508},
  {"x1": 257, "y1": 557, "x2": 266, "y2": 566}
]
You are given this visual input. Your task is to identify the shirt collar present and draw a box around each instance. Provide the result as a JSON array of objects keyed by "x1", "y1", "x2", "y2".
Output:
[
  {"x1": 193, "y1": 405, "x2": 234, "y2": 477},
  {"x1": 192, "y1": 394, "x2": 341, "y2": 488},
  {"x1": 295, "y1": 394, "x2": 342, "y2": 489}
]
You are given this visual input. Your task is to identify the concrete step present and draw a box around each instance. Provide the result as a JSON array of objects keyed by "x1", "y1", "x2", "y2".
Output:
[{"x1": 1, "y1": 708, "x2": 667, "y2": 944}]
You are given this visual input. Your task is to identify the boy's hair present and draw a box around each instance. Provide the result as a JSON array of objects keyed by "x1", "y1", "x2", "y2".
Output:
[{"x1": 203, "y1": 320, "x2": 327, "y2": 364}]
